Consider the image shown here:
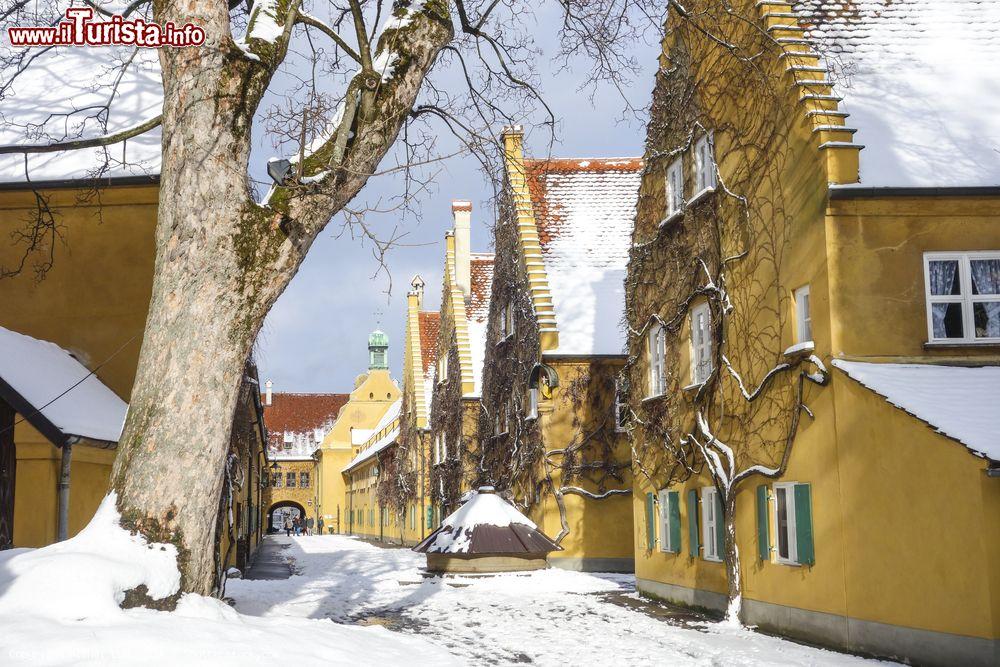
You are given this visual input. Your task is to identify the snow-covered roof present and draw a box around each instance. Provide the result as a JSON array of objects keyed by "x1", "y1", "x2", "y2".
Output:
[
  {"x1": 795, "y1": 0, "x2": 1000, "y2": 188},
  {"x1": 525, "y1": 158, "x2": 641, "y2": 356},
  {"x1": 263, "y1": 393, "x2": 348, "y2": 460},
  {"x1": 466, "y1": 254, "x2": 494, "y2": 394},
  {"x1": 833, "y1": 360, "x2": 1000, "y2": 461},
  {"x1": 0, "y1": 4, "x2": 162, "y2": 183},
  {"x1": 343, "y1": 399, "x2": 401, "y2": 471},
  {"x1": 413, "y1": 488, "x2": 562, "y2": 555},
  {"x1": 0, "y1": 326, "x2": 127, "y2": 444}
]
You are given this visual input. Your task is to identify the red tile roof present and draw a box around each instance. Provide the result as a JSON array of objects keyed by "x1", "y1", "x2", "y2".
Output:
[
  {"x1": 468, "y1": 254, "x2": 494, "y2": 323},
  {"x1": 262, "y1": 392, "x2": 350, "y2": 455},
  {"x1": 418, "y1": 311, "x2": 440, "y2": 374}
]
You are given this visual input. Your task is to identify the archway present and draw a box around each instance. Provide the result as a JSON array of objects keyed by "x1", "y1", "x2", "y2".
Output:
[{"x1": 267, "y1": 500, "x2": 306, "y2": 534}]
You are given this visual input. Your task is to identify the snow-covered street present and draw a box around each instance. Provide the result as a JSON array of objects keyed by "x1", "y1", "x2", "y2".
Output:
[{"x1": 228, "y1": 535, "x2": 890, "y2": 666}]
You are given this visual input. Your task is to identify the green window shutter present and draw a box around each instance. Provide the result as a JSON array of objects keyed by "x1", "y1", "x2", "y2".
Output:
[
  {"x1": 668, "y1": 491, "x2": 681, "y2": 554},
  {"x1": 687, "y1": 489, "x2": 700, "y2": 557},
  {"x1": 425, "y1": 505, "x2": 433, "y2": 529},
  {"x1": 714, "y1": 492, "x2": 725, "y2": 559},
  {"x1": 794, "y1": 483, "x2": 815, "y2": 565},
  {"x1": 645, "y1": 492, "x2": 656, "y2": 551},
  {"x1": 756, "y1": 485, "x2": 770, "y2": 561}
]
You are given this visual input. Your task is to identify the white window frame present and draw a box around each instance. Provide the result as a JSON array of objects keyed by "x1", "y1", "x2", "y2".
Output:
[
  {"x1": 701, "y1": 486, "x2": 721, "y2": 562},
  {"x1": 506, "y1": 303, "x2": 516, "y2": 338},
  {"x1": 692, "y1": 133, "x2": 717, "y2": 198},
  {"x1": 613, "y1": 378, "x2": 627, "y2": 432},
  {"x1": 690, "y1": 302, "x2": 713, "y2": 385},
  {"x1": 647, "y1": 322, "x2": 667, "y2": 398},
  {"x1": 664, "y1": 157, "x2": 684, "y2": 222},
  {"x1": 924, "y1": 251, "x2": 1000, "y2": 344},
  {"x1": 494, "y1": 403, "x2": 506, "y2": 436},
  {"x1": 657, "y1": 489, "x2": 674, "y2": 553},
  {"x1": 794, "y1": 285, "x2": 812, "y2": 343},
  {"x1": 527, "y1": 386, "x2": 539, "y2": 420},
  {"x1": 773, "y1": 482, "x2": 799, "y2": 565},
  {"x1": 437, "y1": 354, "x2": 448, "y2": 384}
]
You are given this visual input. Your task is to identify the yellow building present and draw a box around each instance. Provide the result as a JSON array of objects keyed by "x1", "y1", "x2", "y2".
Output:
[
  {"x1": 427, "y1": 202, "x2": 494, "y2": 521},
  {"x1": 0, "y1": 178, "x2": 268, "y2": 570},
  {"x1": 314, "y1": 331, "x2": 400, "y2": 535},
  {"x1": 624, "y1": 2, "x2": 999, "y2": 664},
  {"x1": 475, "y1": 130, "x2": 636, "y2": 572},
  {"x1": 260, "y1": 388, "x2": 348, "y2": 533}
]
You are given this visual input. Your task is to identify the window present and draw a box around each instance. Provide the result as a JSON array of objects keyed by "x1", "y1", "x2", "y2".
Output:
[
  {"x1": 614, "y1": 379, "x2": 627, "y2": 432},
  {"x1": 499, "y1": 302, "x2": 516, "y2": 339},
  {"x1": 770, "y1": 482, "x2": 813, "y2": 566},
  {"x1": 441, "y1": 434, "x2": 447, "y2": 462},
  {"x1": 665, "y1": 157, "x2": 684, "y2": 220},
  {"x1": 701, "y1": 487, "x2": 721, "y2": 561},
  {"x1": 410, "y1": 505, "x2": 415, "y2": 530},
  {"x1": 527, "y1": 386, "x2": 538, "y2": 420},
  {"x1": 283, "y1": 432, "x2": 294, "y2": 450},
  {"x1": 691, "y1": 302, "x2": 713, "y2": 385},
  {"x1": 272, "y1": 472, "x2": 283, "y2": 488},
  {"x1": 495, "y1": 403, "x2": 507, "y2": 436},
  {"x1": 693, "y1": 133, "x2": 717, "y2": 195},
  {"x1": 774, "y1": 483, "x2": 797, "y2": 564},
  {"x1": 794, "y1": 285, "x2": 812, "y2": 342},
  {"x1": 285, "y1": 472, "x2": 296, "y2": 488},
  {"x1": 300, "y1": 472, "x2": 310, "y2": 488},
  {"x1": 647, "y1": 322, "x2": 667, "y2": 397},
  {"x1": 437, "y1": 355, "x2": 448, "y2": 383},
  {"x1": 314, "y1": 428, "x2": 324, "y2": 443},
  {"x1": 924, "y1": 252, "x2": 1000, "y2": 343},
  {"x1": 657, "y1": 489, "x2": 680, "y2": 553}
]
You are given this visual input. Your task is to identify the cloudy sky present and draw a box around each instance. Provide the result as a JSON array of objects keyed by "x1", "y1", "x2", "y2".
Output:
[{"x1": 254, "y1": 8, "x2": 661, "y2": 393}]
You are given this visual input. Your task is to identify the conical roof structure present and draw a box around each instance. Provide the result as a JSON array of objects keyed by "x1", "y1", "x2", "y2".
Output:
[{"x1": 414, "y1": 488, "x2": 561, "y2": 572}]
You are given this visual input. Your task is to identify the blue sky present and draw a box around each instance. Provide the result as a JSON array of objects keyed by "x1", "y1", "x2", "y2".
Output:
[{"x1": 254, "y1": 14, "x2": 661, "y2": 393}]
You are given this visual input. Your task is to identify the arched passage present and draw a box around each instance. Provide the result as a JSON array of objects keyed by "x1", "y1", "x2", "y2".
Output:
[{"x1": 267, "y1": 500, "x2": 306, "y2": 533}]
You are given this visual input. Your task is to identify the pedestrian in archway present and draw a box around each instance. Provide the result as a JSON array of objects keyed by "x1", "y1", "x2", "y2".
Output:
[{"x1": 284, "y1": 516, "x2": 292, "y2": 537}]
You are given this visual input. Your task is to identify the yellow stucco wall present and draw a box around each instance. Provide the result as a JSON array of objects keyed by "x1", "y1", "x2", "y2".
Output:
[
  {"x1": 1, "y1": 184, "x2": 157, "y2": 549},
  {"x1": 314, "y1": 369, "x2": 399, "y2": 534},
  {"x1": 268, "y1": 459, "x2": 319, "y2": 530},
  {"x1": 532, "y1": 359, "x2": 635, "y2": 567}
]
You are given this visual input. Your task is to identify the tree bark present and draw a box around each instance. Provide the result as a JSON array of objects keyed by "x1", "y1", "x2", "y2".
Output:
[
  {"x1": 110, "y1": 0, "x2": 454, "y2": 599},
  {"x1": 722, "y1": 491, "x2": 742, "y2": 623}
]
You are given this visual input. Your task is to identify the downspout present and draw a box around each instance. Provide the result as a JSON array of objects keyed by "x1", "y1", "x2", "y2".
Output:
[{"x1": 57, "y1": 438, "x2": 77, "y2": 541}]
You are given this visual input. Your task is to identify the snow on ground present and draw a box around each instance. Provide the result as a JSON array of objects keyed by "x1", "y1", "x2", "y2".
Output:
[
  {"x1": 0, "y1": 497, "x2": 455, "y2": 666},
  {"x1": 228, "y1": 535, "x2": 891, "y2": 666}
]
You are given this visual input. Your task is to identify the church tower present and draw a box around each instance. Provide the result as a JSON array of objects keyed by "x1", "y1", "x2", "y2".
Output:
[{"x1": 368, "y1": 329, "x2": 389, "y2": 370}]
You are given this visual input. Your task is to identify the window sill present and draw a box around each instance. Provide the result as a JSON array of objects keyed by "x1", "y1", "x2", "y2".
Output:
[
  {"x1": 702, "y1": 555, "x2": 723, "y2": 563},
  {"x1": 923, "y1": 340, "x2": 1000, "y2": 349},
  {"x1": 641, "y1": 393, "x2": 667, "y2": 403},
  {"x1": 658, "y1": 209, "x2": 685, "y2": 228},
  {"x1": 775, "y1": 558, "x2": 802, "y2": 567},
  {"x1": 682, "y1": 382, "x2": 705, "y2": 393},
  {"x1": 494, "y1": 334, "x2": 515, "y2": 347},
  {"x1": 687, "y1": 187, "x2": 716, "y2": 206}
]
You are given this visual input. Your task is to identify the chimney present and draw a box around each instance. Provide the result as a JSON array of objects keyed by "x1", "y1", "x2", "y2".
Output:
[
  {"x1": 410, "y1": 274, "x2": 425, "y2": 308},
  {"x1": 265, "y1": 379, "x2": 272, "y2": 406},
  {"x1": 452, "y1": 200, "x2": 472, "y2": 297}
]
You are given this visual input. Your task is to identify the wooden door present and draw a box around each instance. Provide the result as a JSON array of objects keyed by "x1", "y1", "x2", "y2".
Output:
[{"x1": 0, "y1": 402, "x2": 15, "y2": 550}]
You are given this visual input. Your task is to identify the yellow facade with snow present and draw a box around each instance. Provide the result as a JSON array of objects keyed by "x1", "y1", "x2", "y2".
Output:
[{"x1": 624, "y1": 2, "x2": 1000, "y2": 665}]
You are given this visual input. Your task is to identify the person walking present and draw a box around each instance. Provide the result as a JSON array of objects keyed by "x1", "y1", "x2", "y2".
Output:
[{"x1": 284, "y1": 516, "x2": 292, "y2": 537}]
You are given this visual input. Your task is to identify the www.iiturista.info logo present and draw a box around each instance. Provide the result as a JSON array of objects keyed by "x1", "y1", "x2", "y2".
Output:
[{"x1": 7, "y1": 7, "x2": 205, "y2": 47}]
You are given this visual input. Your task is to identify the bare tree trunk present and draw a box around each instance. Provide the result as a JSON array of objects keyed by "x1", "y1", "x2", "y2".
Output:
[{"x1": 722, "y1": 492, "x2": 742, "y2": 624}]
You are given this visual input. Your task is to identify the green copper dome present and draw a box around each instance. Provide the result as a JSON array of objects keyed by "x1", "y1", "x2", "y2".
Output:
[{"x1": 368, "y1": 329, "x2": 388, "y2": 370}]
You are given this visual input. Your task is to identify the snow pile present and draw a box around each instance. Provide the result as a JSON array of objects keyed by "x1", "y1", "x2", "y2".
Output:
[
  {"x1": 527, "y1": 159, "x2": 642, "y2": 356},
  {"x1": 0, "y1": 2, "x2": 162, "y2": 183},
  {"x1": 797, "y1": 0, "x2": 1000, "y2": 188},
  {"x1": 0, "y1": 326, "x2": 127, "y2": 443},
  {"x1": 833, "y1": 360, "x2": 1000, "y2": 460},
  {"x1": 0, "y1": 494, "x2": 178, "y2": 620},
  {"x1": 0, "y1": 496, "x2": 457, "y2": 666}
]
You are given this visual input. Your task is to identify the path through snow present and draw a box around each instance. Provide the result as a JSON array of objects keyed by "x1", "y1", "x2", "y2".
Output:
[{"x1": 228, "y1": 535, "x2": 891, "y2": 666}]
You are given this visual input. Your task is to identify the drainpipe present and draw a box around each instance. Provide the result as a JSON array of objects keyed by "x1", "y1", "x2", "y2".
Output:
[{"x1": 57, "y1": 439, "x2": 76, "y2": 541}]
